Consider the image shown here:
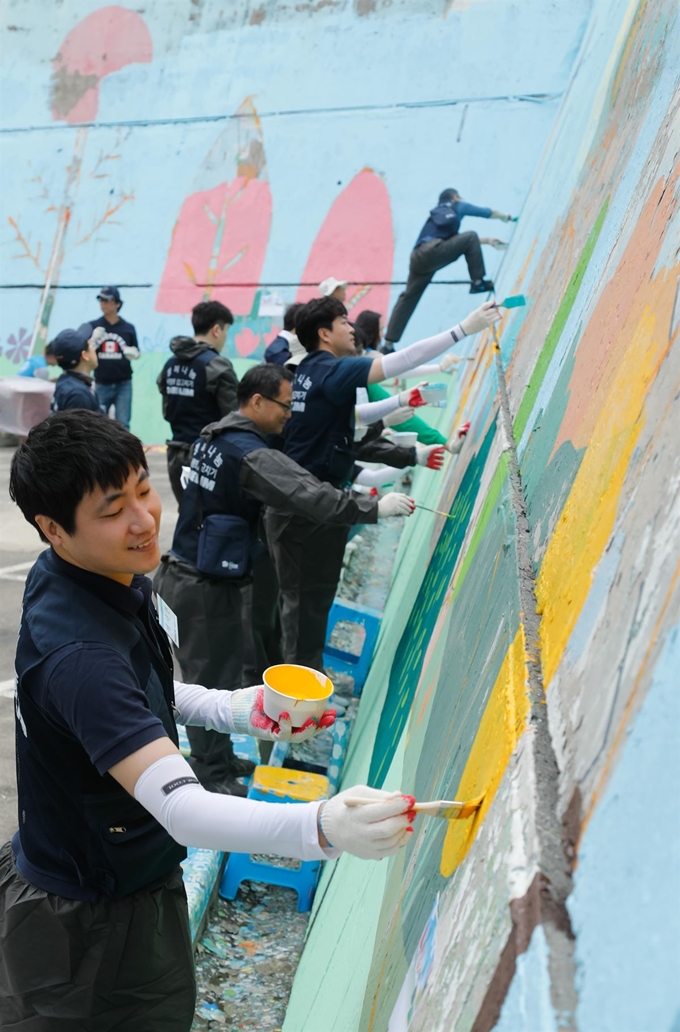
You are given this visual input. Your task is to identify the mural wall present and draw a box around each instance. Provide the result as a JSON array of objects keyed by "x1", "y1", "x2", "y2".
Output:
[
  {"x1": 282, "y1": 0, "x2": 680, "y2": 1030},
  {"x1": 1, "y1": 0, "x2": 590, "y2": 441}
]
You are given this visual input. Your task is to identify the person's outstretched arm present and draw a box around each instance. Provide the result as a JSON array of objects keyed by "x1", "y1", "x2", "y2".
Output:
[{"x1": 366, "y1": 301, "x2": 500, "y2": 384}]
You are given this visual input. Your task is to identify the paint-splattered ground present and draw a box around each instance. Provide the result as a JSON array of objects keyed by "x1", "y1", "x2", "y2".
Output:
[{"x1": 191, "y1": 512, "x2": 404, "y2": 1030}]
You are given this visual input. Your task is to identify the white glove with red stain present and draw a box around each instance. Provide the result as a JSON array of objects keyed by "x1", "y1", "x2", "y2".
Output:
[
  {"x1": 377, "y1": 492, "x2": 416, "y2": 518},
  {"x1": 445, "y1": 421, "x2": 471, "y2": 455},
  {"x1": 416, "y1": 444, "x2": 446, "y2": 470},
  {"x1": 319, "y1": 785, "x2": 416, "y2": 860},
  {"x1": 383, "y1": 405, "x2": 416, "y2": 427},
  {"x1": 229, "y1": 686, "x2": 336, "y2": 742},
  {"x1": 398, "y1": 382, "x2": 428, "y2": 408}
]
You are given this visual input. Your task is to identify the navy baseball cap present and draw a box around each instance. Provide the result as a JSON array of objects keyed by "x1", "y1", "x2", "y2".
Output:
[
  {"x1": 52, "y1": 323, "x2": 93, "y2": 368},
  {"x1": 97, "y1": 286, "x2": 121, "y2": 303}
]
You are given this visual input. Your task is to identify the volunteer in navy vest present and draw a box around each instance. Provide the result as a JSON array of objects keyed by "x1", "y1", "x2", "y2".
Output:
[
  {"x1": 266, "y1": 294, "x2": 502, "y2": 669},
  {"x1": 263, "y1": 302, "x2": 304, "y2": 366},
  {"x1": 153, "y1": 364, "x2": 413, "y2": 794},
  {"x1": 90, "y1": 286, "x2": 139, "y2": 430},
  {"x1": 2, "y1": 408, "x2": 417, "y2": 1027},
  {"x1": 384, "y1": 188, "x2": 515, "y2": 348},
  {"x1": 50, "y1": 323, "x2": 102, "y2": 412},
  {"x1": 158, "y1": 300, "x2": 238, "y2": 505}
]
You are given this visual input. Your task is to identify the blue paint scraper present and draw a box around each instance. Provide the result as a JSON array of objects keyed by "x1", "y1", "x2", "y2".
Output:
[{"x1": 498, "y1": 294, "x2": 526, "y2": 308}]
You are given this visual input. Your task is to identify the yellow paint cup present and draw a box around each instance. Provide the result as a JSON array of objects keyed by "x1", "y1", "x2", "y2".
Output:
[{"x1": 262, "y1": 664, "x2": 334, "y2": 728}]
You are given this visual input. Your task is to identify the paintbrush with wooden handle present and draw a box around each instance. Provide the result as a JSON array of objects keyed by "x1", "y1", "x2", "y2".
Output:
[{"x1": 343, "y1": 794, "x2": 484, "y2": 820}]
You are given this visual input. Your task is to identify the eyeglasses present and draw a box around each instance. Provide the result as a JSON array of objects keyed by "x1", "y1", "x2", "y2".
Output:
[{"x1": 261, "y1": 395, "x2": 292, "y2": 413}]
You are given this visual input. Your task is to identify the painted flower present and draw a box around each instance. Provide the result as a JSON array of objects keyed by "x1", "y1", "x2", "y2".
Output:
[
  {"x1": 5, "y1": 327, "x2": 31, "y2": 364},
  {"x1": 234, "y1": 328, "x2": 261, "y2": 357}
]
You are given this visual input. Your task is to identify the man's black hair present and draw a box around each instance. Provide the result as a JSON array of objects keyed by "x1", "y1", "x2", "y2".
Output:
[
  {"x1": 439, "y1": 188, "x2": 460, "y2": 204},
  {"x1": 283, "y1": 302, "x2": 304, "y2": 333},
  {"x1": 354, "y1": 310, "x2": 381, "y2": 350},
  {"x1": 295, "y1": 297, "x2": 347, "y2": 352},
  {"x1": 9, "y1": 410, "x2": 148, "y2": 542},
  {"x1": 237, "y1": 364, "x2": 293, "y2": 405},
  {"x1": 191, "y1": 301, "x2": 234, "y2": 337}
]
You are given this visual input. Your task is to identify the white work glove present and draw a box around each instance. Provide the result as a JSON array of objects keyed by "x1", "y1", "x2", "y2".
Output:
[
  {"x1": 89, "y1": 326, "x2": 107, "y2": 348},
  {"x1": 487, "y1": 238, "x2": 507, "y2": 250},
  {"x1": 383, "y1": 406, "x2": 415, "y2": 427},
  {"x1": 229, "y1": 686, "x2": 336, "y2": 742},
  {"x1": 416, "y1": 444, "x2": 445, "y2": 470},
  {"x1": 398, "y1": 382, "x2": 428, "y2": 408},
  {"x1": 319, "y1": 785, "x2": 415, "y2": 860},
  {"x1": 445, "y1": 420, "x2": 471, "y2": 455},
  {"x1": 180, "y1": 465, "x2": 191, "y2": 490},
  {"x1": 440, "y1": 353, "x2": 464, "y2": 373},
  {"x1": 491, "y1": 210, "x2": 514, "y2": 222},
  {"x1": 460, "y1": 300, "x2": 501, "y2": 337},
  {"x1": 377, "y1": 492, "x2": 416, "y2": 518},
  {"x1": 121, "y1": 344, "x2": 141, "y2": 360}
]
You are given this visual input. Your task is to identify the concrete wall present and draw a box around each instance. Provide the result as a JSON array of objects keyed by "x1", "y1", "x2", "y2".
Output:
[
  {"x1": 1, "y1": 0, "x2": 589, "y2": 441},
  {"x1": 282, "y1": 1, "x2": 680, "y2": 1030}
]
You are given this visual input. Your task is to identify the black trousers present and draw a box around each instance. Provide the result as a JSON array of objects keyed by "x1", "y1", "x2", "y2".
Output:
[
  {"x1": 166, "y1": 441, "x2": 193, "y2": 507},
  {"x1": 153, "y1": 556, "x2": 244, "y2": 784},
  {"x1": 264, "y1": 511, "x2": 349, "y2": 671},
  {"x1": 0, "y1": 843, "x2": 195, "y2": 1031},
  {"x1": 242, "y1": 549, "x2": 283, "y2": 685},
  {"x1": 385, "y1": 232, "x2": 486, "y2": 343}
]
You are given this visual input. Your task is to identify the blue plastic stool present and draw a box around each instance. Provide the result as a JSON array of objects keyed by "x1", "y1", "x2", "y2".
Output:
[
  {"x1": 218, "y1": 766, "x2": 329, "y2": 912},
  {"x1": 323, "y1": 599, "x2": 383, "y2": 695}
]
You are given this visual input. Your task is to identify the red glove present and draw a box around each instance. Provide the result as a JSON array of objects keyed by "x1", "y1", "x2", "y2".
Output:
[
  {"x1": 399, "y1": 382, "x2": 428, "y2": 408},
  {"x1": 233, "y1": 686, "x2": 337, "y2": 742}
]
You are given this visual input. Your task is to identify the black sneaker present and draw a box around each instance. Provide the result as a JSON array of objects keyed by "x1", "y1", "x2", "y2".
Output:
[
  {"x1": 469, "y1": 278, "x2": 494, "y2": 294},
  {"x1": 230, "y1": 756, "x2": 257, "y2": 778},
  {"x1": 203, "y1": 775, "x2": 249, "y2": 797}
]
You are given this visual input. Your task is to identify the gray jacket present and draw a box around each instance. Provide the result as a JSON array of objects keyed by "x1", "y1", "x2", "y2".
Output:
[{"x1": 201, "y1": 411, "x2": 379, "y2": 526}]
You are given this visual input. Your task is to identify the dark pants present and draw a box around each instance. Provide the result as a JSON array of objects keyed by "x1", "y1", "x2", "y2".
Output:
[
  {"x1": 385, "y1": 232, "x2": 486, "y2": 343},
  {"x1": 153, "y1": 556, "x2": 244, "y2": 785},
  {"x1": 242, "y1": 549, "x2": 283, "y2": 685},
  {"x1": 166, "y1": 441, "x2": 193, "y2": 506},
  {"x1": 265, "y1": 511, "x2": 349, "y2": 671},
  {"x1": 0, "y1": 843, "x2": 195, "y2": 1031}
]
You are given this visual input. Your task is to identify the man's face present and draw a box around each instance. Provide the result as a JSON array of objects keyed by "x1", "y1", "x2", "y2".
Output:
[
  {"x1": 82, "y1": 340, "x2": 99, "y2": 371},
  {"x1": 331, "y1": 285, "x2": 347, "y2": 303},
  {"x1": 249, "y1": 379, "x2": 293, "y2": 435},
  {"x1": 99, "y1": 298, "x2": 120, "y2": 321},
  {"x1": 36, "y1": 467, "x2": 161, "y2": 586},
  {"x1": 212, "y1": 322, "x2": 229, "y2": 352},
  {"x1": 322, "y1": 315, "x2": 354, "y2": 357}
]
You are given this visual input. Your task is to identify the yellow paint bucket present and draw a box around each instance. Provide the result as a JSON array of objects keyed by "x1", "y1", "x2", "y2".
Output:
[{"x1": 262, "y1": 664, "x2": 333, "y2": 727}]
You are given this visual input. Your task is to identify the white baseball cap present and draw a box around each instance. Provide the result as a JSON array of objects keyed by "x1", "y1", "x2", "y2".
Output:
[{"x1": 319, "y1": 277, "x2": 348, "y2": 296}]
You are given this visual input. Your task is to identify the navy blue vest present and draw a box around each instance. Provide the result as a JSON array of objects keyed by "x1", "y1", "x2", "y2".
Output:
[
  {"x1": 13, "y1": 551, "x2": 185, "y2": 900},
  {"x1": 51, "y1": 371, "x2": 100, "y2": 413},
  {"x1": 162, "y1": 349, "x2": 222, "y2": 443},
  {"x1": 171, "y1": 426, "x2": 268, "y2": 568},
  {"x1": 284, "y1": 351, "x2": 356, "y2": 486}
]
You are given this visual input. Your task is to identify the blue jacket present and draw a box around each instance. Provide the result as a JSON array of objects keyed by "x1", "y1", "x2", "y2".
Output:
[
  {"x1": 264, "y1": 333, "x2": 292, "y2": 366},
  {"x1": 415, "y1": 200, "x2": 492, "y2": 248},
  {"x1": 51, "y1": 371, "x2": 100, "y2": 413}
]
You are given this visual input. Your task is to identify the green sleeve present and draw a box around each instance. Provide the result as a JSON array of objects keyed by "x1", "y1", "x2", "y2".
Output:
[{"x1": 366, "y1": 383, "x2": 447, "y2": 445}]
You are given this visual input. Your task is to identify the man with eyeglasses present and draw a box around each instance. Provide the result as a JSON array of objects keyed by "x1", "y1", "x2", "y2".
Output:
[{"x1": 153, "y1": 364, "x2": 413, "y2": 795}]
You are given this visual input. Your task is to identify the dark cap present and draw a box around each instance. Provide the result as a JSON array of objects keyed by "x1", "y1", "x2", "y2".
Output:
[
  {"x1": 97, "y1": 286, "x2": 121, "y2": 303},
  {"x1": 52, "y1": 323, "x2": 93, "y2": 368}
]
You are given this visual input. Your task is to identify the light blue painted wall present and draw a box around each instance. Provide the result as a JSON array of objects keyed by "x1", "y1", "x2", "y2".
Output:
[
  {"x1": 493, "y1": 926, "x2": 558, "y2": 1032},
  {"x1": 0, "y1": 0, "x2": 591, "y2": 440},
  {"x1": 568, "y1": 626, "x2": 680, "y2": 1032}
]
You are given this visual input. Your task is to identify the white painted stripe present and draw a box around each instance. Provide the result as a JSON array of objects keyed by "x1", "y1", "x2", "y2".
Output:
[{"x1": 0, "y1": 679, "x2": 16, "y2": 699}]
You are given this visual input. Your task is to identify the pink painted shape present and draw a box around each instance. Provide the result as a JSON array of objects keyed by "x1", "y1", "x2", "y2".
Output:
[
  {"x1": 265, "y1": 324, "x2": 282, "y2": 345},
  {"x1": 295, "y1": 169, "x2": 393, "y2": 318},
  {"x1": 52, "y1": 6, "x2": 153, "y2": 124},
  {"x1": 234, "y1": 328, "x2": 262, "y2": 357},
  {"x1": 156, "y1": 177, "x2": 272, "y2": 316}
]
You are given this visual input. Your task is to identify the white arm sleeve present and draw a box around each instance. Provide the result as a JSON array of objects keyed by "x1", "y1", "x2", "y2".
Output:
[
  {"x1": 173, "y1": 680, "x2": 236, "y2": 733},
  {"x1": 134, "y1": 753, "x2": 339, "y2": 860},
  {"x1": 355, "y1": 466, "x2": 401, "y2": 487},
  {"x1": 401, "y1": 363, "x2": 441, "y2": 378},
  {"x1": 355, "y1": 394, "x2": 401, "y2": 426},
  {"x1": 381, "y1": 328, "x2": 464, "y2": 379}
]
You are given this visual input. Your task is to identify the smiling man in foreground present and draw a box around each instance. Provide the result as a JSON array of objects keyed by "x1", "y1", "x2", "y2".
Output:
[{"x1": 1, "y1": 410, "x2": 415, "y2": 1030}]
